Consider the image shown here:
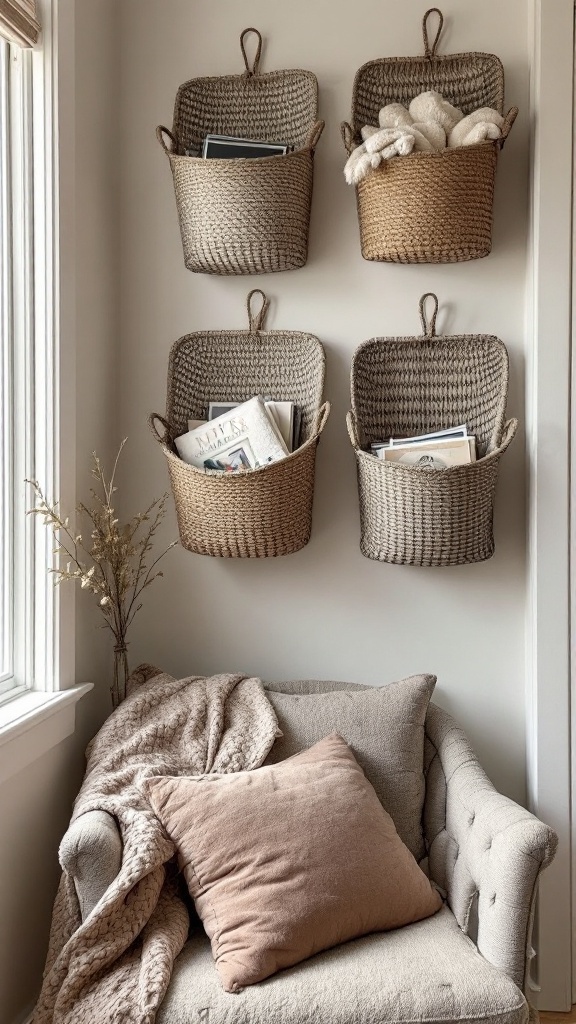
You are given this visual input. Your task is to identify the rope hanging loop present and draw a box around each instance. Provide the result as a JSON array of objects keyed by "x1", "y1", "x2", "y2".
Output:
[
  {"x1": 246, "y1": 289, "x2": 270, "y2": 332},
  {"x1": 419, "y1": 292, "x2": 439, "y2": 337},
  {"x1": 240, "y1": 27, "x2": 263, "y2": 76},
  {"x1": 422, "y1": 8, "x2": 444, "y2": 59}
]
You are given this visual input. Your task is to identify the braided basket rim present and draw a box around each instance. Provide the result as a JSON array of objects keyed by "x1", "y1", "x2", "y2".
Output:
[
  {"x1": 168, "y1": 327, "x2": 325, "y2": 372},
  {"x1": 352, "y1": 49, "x2": 504, "y2": 76},
  {"x1": 175, "y1": 67, "x2": 318, "y2": 95},
  {"x1": 350, "y1": 50, "x2": 505, "y2": 122},
  {"x1": 351, "y1": 332, "x2": 508, "y2": 357}
]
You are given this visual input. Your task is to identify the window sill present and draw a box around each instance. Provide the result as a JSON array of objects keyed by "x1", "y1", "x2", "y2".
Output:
[{"x1": 0, "y1": 683, "x2": 92, "y2": 785}]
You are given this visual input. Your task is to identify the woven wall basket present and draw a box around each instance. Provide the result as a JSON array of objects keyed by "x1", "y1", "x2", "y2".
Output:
[
  {"x1": 157, "y1": 28, "x2": 324, "y2": 276},
  {"x1": 341, "y1": 9, "x2": 518, "y2": 264},
  {"x1": 347, "y1": 294, "x2": 517, "y2": 566},
  {"x1": 149, "y1": 291, "x2": 330, "y2": 558}
]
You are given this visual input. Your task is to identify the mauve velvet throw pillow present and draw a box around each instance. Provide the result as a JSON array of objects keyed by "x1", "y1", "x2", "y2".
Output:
[{"x1": 144, "y1": 733, "x2": 442, "y2": 993}]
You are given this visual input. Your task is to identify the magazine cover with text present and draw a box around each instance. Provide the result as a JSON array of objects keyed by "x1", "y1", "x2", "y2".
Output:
[{"x1": 175, "y1": 396, "x2": 289, "y2": 471}]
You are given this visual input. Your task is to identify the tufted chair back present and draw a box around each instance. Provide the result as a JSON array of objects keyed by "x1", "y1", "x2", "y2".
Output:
[{"x1": 263, "y1": 679, "x2": 556, "y2": 993}]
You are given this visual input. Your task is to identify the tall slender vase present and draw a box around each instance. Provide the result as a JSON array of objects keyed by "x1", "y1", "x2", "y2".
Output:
[{"x1": 112, "y1": 644, "x2": 130, "y2": 709}]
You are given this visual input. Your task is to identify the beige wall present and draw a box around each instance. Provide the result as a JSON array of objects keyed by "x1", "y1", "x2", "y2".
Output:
[
  {"x1": 0, "y1": 734, "x2": 87, "y2": 1024},
  {"x1": 119, "y1": 0, "x2": 530, "y2": 803},
  {"x1": 0, "y1": 2, "x2": 119, "y2": 1020},
  {"x1": 0, "y1": 1, "x2": 535, "y2": 1020}
]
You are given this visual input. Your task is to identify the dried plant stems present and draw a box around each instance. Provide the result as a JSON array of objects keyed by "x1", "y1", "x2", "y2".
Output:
[{"x1": 27, "y1": 439, "x2": 176, "y2": 708}]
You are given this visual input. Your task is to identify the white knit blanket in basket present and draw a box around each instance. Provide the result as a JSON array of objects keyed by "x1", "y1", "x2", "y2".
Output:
[{"x1": 32, "y1": 665, "x2": 280, "y2": 1024}]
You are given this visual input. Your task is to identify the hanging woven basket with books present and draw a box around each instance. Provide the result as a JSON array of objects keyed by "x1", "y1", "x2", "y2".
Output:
[
  {"x1": 340, "y1": 8, "x2": 518, "y2": 264},
  {"x1": 347, "y1": 293, "x2": 517, "y2": 566},
  {"x1": 156, "y1": 28, "x2": 324, "y2": 276},
  {"x1": 149, "y1": 290, "x2": 330, "y2": 558}
]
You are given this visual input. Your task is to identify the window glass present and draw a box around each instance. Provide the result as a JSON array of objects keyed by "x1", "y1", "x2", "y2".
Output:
[{"x1": 0, "y1": 36, "x2": 36, "y2": 700}]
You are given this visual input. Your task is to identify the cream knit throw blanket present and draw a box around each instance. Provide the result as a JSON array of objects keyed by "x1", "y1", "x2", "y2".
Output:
[{"x1": 32, "y1": 665, "x2": 280, "y2": 1024}]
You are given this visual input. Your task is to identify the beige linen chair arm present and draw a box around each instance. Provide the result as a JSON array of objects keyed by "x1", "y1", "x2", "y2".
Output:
[
  {"x1": 424, "y1": 703, "x2": 557, "y2": 991},
  {"x1": 59, "y1": 809, "x2": 123, "y2": 921}
]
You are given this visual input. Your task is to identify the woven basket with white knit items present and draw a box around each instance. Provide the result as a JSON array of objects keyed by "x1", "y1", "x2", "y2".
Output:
[{"x1": 341, "y1": 8, "x2": 518, "y2": 264}]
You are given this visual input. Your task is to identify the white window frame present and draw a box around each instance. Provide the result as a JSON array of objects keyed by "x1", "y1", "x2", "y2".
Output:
[
  {"x1": 0, "y1": 39, "x2": 14, "y2": 695},
  {"x1": 0, "y1": 3, "x2": 58, "y2": 704},
  {"x1": 29, "y1": 0, "x2": 59, "y2": 696},
  {"x1": 0, "y1": 0, "x2": 88, "y2": 762},
  {"x1": 0, "y1": 0, "x2": 89, "y2": 784},
  {"x1": 1, "y1": 37, "x2": 34, "y2": 700}
]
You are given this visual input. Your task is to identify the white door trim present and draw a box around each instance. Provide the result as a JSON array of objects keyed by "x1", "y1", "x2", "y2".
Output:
[{"x1": 527, "y1": 0, "x2": 573, "y2": 1010}]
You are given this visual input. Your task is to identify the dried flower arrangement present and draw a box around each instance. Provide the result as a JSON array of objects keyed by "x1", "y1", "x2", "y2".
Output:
[{"x1": 28, "y1": 439, "x2": 176, "y2": 708}]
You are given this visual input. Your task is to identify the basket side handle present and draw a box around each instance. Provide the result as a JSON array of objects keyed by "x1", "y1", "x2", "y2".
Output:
[
  {"x1": 240, "y1": 27, "x2": 263, "y2": 76},
  {"x1": 149, "y1": 413, "x2": 175, "y2": 447},
  {"x1": 156, "y1": 125, "x2": 179, "y2": 156},
  {"x1": 422, "y1": 8, "x2": 444, "y2": 59},
  {"x1": 305, "y1": 120, "x2": 325, "y2": 151},
  {"x1": 498, "y1": 107, "x2": 519, "y2": 148},
  {"x1": 246, "y1": 289, "x2": 270, "y2": 332},
  {"x1": 419, "y1": 292, "x2": 439, "y2": 337},
  {"x1": 313, "y1": 401, "x2": 331, "y2": 436},
  {"x1": 340, "y1": 121, "x2": 358, "y2": 155},
  {"x1": 346, "y1": 410, "x2": 362, "y2": 449},
  {"x1": 484, "y1": 417, "x2": 517, "y2": 460},
  {"x1": 498, "y1": 417, "x2": 518, "y2": 451}
]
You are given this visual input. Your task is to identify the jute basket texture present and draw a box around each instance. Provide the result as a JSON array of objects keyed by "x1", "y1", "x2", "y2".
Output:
[
  {"x1": 157, "y1": 28, "x2": 324, "y2": 276},
  {"x1": 149, "y1": 290, "x2": 330, "y2": 558},
  {"x1": 340, "y1": 9, "x2": 518, "y2": 264},
  {"x1": 346, "y1": 293, "x2": 517, "y2": 566}
]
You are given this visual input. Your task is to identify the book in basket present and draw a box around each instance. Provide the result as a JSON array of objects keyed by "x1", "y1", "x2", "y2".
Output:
[
  {"x1": 379, "y1": 437, "x2": 475, "y2": 470},
  {"x1": 174, "y1": 396, "x2": 289, "y2": 472},
  {"x1": 370, "y1": 425, "x2": 476, "y2": 470},
  {"x1": 205, "y1": 399, "x2": 298, "y2": 452}
]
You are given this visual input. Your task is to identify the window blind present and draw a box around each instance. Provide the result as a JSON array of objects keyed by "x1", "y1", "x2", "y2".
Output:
[{"x1": 0, "y1": 0, "x2": 40, "y2": 47}]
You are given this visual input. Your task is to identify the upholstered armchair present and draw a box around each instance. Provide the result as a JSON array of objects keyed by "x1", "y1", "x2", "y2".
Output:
[{"x1": 60, "y1": 680, "x2": 556, "y2": 1024}]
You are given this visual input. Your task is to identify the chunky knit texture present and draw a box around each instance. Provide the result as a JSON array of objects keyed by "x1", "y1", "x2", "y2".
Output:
[{"x1": 32, "y1": 665, "x2": 280, "y2": 1024}]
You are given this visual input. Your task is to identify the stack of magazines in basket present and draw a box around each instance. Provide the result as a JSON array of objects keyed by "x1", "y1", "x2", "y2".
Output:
[
  {"x1": 174, "y1": 395, "x2": 300, "y2": 472},
  {"x1": 185, "y1": 134, "x2": 294, "y2": 159},
  {"x1": 370, "y1": 425, "x2": 476, "y2": 470}
]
